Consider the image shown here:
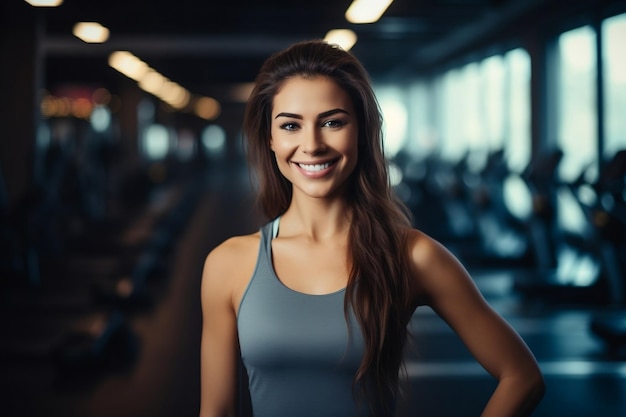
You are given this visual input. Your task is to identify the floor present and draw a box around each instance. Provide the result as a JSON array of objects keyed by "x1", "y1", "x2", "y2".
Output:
[
  {"x1": 398, "y1": 271, "x2": 626, "y2": 417},
  {"x1": 1, "y1": 164, "x2": 625, "y2": 417}
]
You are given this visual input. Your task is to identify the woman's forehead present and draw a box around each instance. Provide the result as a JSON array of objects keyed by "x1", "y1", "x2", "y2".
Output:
[{"x1": 271, "y1": 76, "x2": 354, "y2": 117}]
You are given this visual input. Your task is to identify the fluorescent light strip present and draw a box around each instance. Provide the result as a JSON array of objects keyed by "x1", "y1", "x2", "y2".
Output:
[
  {"x1": 345, "y1": 0, "x2": 394, "y2": 24},
  {"x1": 108, "y1": 51, "x2": 150, "y2": 81},
  {"x1": 73, "y1": 22, "x2": 110, "y2": 43},
  {"x1": 109, "y1": 51, "x2": 218, "y2": 114},
  {"x1": 324, "y1": 29, "x2": 357, "y2": 51},
  {"x1": 24, "y1": 0, "x2": 63, "y2": 6}
]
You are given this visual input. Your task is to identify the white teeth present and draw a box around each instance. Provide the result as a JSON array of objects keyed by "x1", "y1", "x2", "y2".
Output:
[{"x1": 297, "y1": 162, "x2": 331, "y2": 172}]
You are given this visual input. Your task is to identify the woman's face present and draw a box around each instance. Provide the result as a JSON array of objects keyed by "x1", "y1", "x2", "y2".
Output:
[{"x1": 270, "y1": 75, "x2": 358, "y2": 200}]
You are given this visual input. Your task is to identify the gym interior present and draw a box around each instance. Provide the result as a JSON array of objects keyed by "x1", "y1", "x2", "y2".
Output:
[{"x1": 1, "y1": 1, "x2": 625, "y2": 416}]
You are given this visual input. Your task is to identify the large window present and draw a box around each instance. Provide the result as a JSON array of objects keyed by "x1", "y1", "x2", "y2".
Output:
[
  {"x1": 556, "y1": 25, "x2": 599, "y2": 235},
  {"x1": 406, "y1": 80, "x2": 437, "y2": 158},
  {"x1": 602, "y1": 12, "x2": 626, "y2": 157},
  {"x1": 461, "y1": 62, "x2": 483, "y2": 155},
  {"x1": 439, "y1": 68, "x2": 465, "y2": 162},
  {"x1": 501, "y1": 48, "x2": 532, "y2": 221},
  {"x1": 481, "y1": 55, "x2": 505, "y2": 152},
  {"x1": 374, "y1": 85, "x2": 409, "y2": 158},
  {"x1": 505, "y1": 48, "x2": 531, "y2": 173},
  {"x1": 557, "y1": 25, "x2": 598, "y2": 182},
  {"x1": 428, "y1": 48, "x2": 529, "y2": 172}
]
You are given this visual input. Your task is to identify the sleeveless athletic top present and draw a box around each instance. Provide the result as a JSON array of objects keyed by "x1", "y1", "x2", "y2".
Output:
[{"x1": 237, "y1": 218, "x2": 372, "y2": 417}]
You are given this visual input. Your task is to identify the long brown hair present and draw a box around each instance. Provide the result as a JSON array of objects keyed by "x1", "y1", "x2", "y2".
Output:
[{"x1": 243, "y1": 40, "x2": 414, "y2": 414}]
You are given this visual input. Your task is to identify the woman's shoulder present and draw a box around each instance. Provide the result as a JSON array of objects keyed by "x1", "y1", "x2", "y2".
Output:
[
  {"x1": 404, "y1": 227, "x2": 450, "y2": 264},
  {"x1": 201, "y1": 231, "x2": 262, "y2": 297},
  {"x1": 205, "y1": 231, "x2": 261, "y2": 271},
  {"x1": 404, "y1": 227, "x2": 474, "y2": 304}
]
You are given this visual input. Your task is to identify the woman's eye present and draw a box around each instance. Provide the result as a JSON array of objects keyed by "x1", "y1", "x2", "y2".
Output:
[
  {"x1": 280, "y1": 122, "x2": 299, "y2": 131},
  {"x1": 323, "y1": 119, "x2": 345, "y2": 128}
]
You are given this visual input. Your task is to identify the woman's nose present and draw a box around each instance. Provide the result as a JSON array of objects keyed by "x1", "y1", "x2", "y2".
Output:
[{"x1": 301, "y1": 128, "x2": 325, "y2": 155}]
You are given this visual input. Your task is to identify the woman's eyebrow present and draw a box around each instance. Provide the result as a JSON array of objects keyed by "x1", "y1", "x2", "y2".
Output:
[
  {"x1": 274, "y1": 108, "x2": 350, "y2": 120},
  {"x1": 274, "y1": 112, "x2": 302, "y2": 119},
  {"x1": 318, "y1": 108, "x2": 349, "y2": 119}
]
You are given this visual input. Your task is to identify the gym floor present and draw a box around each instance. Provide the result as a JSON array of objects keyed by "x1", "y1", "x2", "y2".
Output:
[{"x1": 1, "y1": 165, "x2": 625, "y2": 417}]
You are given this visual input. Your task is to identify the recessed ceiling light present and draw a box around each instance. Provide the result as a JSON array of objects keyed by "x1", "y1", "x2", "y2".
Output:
[
  {"x1": 73, "y1": 22, "x2": 110, "y2": 43},
  {"x1": 24, "y1": 0, "x2": 64, "y2": 7},
  {"x1": 324, "y1": 29, "x2": 358, "y2": 51},
  {"x1": 345, "y1": 0, "x2": 394, "y2": 24}
]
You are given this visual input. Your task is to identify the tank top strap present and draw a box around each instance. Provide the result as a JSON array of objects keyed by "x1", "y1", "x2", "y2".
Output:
[
  {"x1": 237, "y1": 219, "x2": 277, "y2": 316},
  {"x1": 260, "y1": 216, "x2": 280, "y2": 264},
  {"x1": 271, "y1": 215, "x2": 281, "y2": 239},
  {"x1": 259, "y1": 219, "x2": 276, "y2": 274}
]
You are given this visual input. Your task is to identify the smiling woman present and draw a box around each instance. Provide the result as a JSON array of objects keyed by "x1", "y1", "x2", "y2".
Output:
[
  {"x1": 198, "y1": 40, "x2": 545, "y2": 417},
  {"x1": 270, "y1": 76, "x2": 359, "y2": 199}
]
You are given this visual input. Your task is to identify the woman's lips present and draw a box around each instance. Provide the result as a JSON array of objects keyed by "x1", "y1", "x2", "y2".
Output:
[{"x1": 292, "y1": 159, "x2": 338, "y2": 178}]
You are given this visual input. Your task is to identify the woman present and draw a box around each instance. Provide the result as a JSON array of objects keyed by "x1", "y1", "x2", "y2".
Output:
[{"x1": 199, "y1": 40, "x2": 544, "y2": 417}]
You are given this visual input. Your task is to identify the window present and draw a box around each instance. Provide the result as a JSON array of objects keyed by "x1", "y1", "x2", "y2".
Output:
[
  {"x1": 504, "y1": 48, "x2": 531, "y2": 173},
  {"x1": 439, "y1": 68, "x2": 466, "y2": 162},
  {"x1": 481, "y1": 54, "x2": 506, "y2": 152},
  {"x1": 556, "y1": 25, "x2": 598, "y2": 235},
  {"x1": 374, "y1": 85, "x2": 408, "y2": 158},
  {"x1": 462, "y1": 62, "x2": 483, "y2": 155},
  {"x1": 501, "y1": 48, "x2": 532, "y2": 220},
  {"x1": 433, "y1": 51, "x2": 529, "y2": 170},
  {"x1": 406, "y1": 80, "x2": 437, "y2": 158},
  {"x1": 602, "y1": 12, "x2": 626, "y2": 157},
  {"x1": 557, "y1": 25, "x2": 598, "y2": 182}
]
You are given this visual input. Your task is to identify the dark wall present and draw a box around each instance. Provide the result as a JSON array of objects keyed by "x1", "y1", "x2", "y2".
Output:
[{"x1": 0, "y1": 2, "x2": 42, "y2": 211}]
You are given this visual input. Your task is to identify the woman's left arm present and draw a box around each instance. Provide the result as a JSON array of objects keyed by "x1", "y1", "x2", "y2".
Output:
[{"x1": 408, "y1": 230, "x2": 545, "y2": 417}]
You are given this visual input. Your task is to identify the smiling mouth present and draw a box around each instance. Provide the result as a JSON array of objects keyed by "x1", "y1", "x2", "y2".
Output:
[{"x1": 295, "y1": 160, "x2": 338, "y2": 172}]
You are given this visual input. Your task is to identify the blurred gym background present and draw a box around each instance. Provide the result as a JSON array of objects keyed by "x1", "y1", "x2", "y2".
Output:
[{"x1": 1, "y1": 1, "x2": 625, "y2": 416}]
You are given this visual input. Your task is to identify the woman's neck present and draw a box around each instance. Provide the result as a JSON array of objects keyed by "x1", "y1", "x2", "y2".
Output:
[{"x1": 280, "y1": 195, "x2": 352, "y2": 242}]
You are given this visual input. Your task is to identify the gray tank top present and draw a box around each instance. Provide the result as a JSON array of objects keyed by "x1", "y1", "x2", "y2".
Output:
[{"x1": 237, "y1": 218, "x2": 371, "y2": 417}]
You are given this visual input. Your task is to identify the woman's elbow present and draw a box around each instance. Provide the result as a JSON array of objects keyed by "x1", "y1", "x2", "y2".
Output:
[
  {"x1": 518, "y1": 364, "x2": 546, "y2": 412},
  {"x1": 527, "y1": 367, "x2": 546, "y2": 405}
]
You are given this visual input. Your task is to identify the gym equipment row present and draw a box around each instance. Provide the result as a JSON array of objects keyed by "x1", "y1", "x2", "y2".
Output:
[
  {"x1": 1, "y1": 119, "x2": 206, "y2": 378},
  {"x1": 394, "y1": 147, "x2": 626, "y2": 352}
]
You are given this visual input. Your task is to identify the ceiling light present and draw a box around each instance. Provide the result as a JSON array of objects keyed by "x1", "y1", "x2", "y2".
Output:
[
  {"x1": 138, "y1": 70, "x2": 167, "y2": 95},
  {"x1": 195, "y1": 97, "x2": 221, "y2": 120},
  {"x1": 108, "y1": 51, "x2": 150, "y2": 81},
  {"x1": 345, "y1": 0, "x2": 394, "y2": 24},
  {"x1": 159, "y1": 82, "x2": 191, "y2": 109},
  {"x1": 73, "y1": 22, "x2": 110, "y2": 43},
  {"x1": 324, "y1": 29, "x2": 357, "y2": 51},
  {"x1": 108, "y1": 51, "x2": 194, "y2": 112},
  {"x1": 24, "y1": 0, "x2": 63, "y2": 6}
]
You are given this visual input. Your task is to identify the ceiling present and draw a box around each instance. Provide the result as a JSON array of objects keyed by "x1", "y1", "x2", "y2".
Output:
[{"x1": 17, "y1": 0, "x2": 575, "y2": 101}]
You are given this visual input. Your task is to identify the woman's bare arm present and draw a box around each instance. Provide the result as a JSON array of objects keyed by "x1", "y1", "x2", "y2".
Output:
[
  {"x1": 199, "y1": 237, "x2": 256, "y2": 417},
  {"x1": 408, "y1": 230, "x2": 545, "y2": 417}
]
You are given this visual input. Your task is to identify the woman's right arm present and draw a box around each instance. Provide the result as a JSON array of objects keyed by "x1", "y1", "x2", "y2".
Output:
[{"x1": 199, "y1": 242, "x2": 240, "y2": 417}]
